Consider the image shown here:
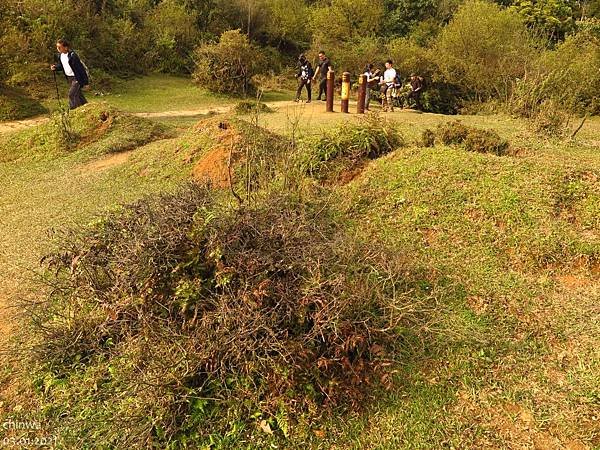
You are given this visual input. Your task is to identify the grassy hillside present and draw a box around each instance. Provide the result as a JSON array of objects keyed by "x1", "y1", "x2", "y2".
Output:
[{"x1": 0, "y1": 104, "x2": 598, "y2": 448}]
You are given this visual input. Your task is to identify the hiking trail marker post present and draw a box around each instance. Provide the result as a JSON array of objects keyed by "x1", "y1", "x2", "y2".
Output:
[
  {"x1": 357, "y1": 74, "x2": 367, "y2": 114},
  {"x1": 341, "y1": 72, "x2": 350, "y2": 113},
  {"x1": 326, "y1": 70, "x2": 335, "y2": 112}
]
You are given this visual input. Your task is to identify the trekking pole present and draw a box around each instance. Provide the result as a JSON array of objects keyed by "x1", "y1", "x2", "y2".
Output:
[
  {"x1": 52, "y1": 70, "x2": 63, "y2": 110},
  {"x1": 52, "y1": 69, "x2": 70, "y2": 137}
]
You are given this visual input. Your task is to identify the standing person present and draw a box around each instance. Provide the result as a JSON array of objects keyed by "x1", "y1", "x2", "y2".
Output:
[
  {"x1": 407, "y1": 73, "x2": 424, "y2": 110},
  {"x1": 295, "y1": 54, "x2": 313, "y2": 103},
  {"x1": 379, "y1": 59, "x2": 397, "y2": 112},
  {"x1": 50, "y1": 39, "x2": 89, "y2": 110},
  {"x1": 312, "y1": 50, "x2": 332, "y2": 101},
  {"x1": 363, "y1": 64, "x2": 380, "y2": 111}
]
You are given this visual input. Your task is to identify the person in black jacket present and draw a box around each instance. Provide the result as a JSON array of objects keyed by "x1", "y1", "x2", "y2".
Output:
[
  {"x1": 50, "y1": 39, "x2": 89, "y2": 109},
  {"x1": 295, "y1": 54, "x2": 313, "y2": 103}
]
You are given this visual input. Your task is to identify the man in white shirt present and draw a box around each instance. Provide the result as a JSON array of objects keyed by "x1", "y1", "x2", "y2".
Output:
[
  {"x1": 50, "y1": 39, "x2": 89, "y2": 109},
  {"x1": 379, "y1": 59, "x2": 397, "y2": 112}
]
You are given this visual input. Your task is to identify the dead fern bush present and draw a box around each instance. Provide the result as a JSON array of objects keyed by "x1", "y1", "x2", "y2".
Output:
[{"x1": 23, "y1": 182, "x2": 427, "y2": 447}]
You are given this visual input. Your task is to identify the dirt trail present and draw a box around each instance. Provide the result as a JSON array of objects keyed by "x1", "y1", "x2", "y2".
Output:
[
  {"x1": 0, "y1": 100, "x2": 300, "y2": 134},
  {"x1": 0, "y1": 116, "x2": 49, "y2": 134}
]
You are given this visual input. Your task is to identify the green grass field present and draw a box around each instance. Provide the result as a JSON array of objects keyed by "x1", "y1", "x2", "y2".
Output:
[{"x1": 0, "y1": 76, "x2": 598, "y2": 449}]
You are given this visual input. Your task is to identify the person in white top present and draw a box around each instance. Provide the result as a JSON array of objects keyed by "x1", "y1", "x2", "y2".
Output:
[
  {"x1": 50, "y1": 39, "x2": 89, "y2": 109},
  {"x1": 379, "y1": 59, "x2": 397, "y2": 112}
]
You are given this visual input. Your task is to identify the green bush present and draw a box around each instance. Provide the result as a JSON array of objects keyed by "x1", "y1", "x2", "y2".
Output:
[
  {"x1": 435, "y1": 120, "x2": 510, "y2": 155},
  {"x1": 435, "y1": 120, "x2": 469, "y2": 145},
  {"x1": 529, "y1": 99, "x2": 572, "y2": 137},
  {"x1": 510, "y1": 31, "x2": 600, "y2": 117},
  {"x1": 301, "y1": 114, "x2": 404, "y2": 179},
  {"x1": 420, "y1": 128, "x2": 436, "y2": 147},
  {"x1": 233, "y1": 100, "x2": 273, "y2": 115},
  {"x1": 434, "y1": 0, "x2": 538, "y2": 101},
  {"x1": 193, "y1": 30, "x2": 266, "y2": 96},
  {"x1": 0, "y1": 85, "x2": 47, "y2": 120},
  {"x1": 464, "y1": 128, "x2": 509, "y2": 155}
]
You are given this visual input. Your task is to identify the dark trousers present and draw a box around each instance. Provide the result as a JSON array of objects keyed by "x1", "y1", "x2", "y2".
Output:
[
  {"x1": 296, "y1": 79, "x2": 312, "y2": 101},
  {"x1": 317, "y1": 78, "x2": 327, "y2": 100},
  {"x1": 67, "y1": 76, "x2": 87, "y2": 110},
  {"x1": 407, "y1": 90, "x2": 422, "y2": 109}
]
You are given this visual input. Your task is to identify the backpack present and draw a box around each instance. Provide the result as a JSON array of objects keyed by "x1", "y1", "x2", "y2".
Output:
[
  {"x1": 69, "y1": 51, "x2": 91, "y2": 85},
  {"x1": 80, "y1": 59, "x2": 92, "y2": 85}
]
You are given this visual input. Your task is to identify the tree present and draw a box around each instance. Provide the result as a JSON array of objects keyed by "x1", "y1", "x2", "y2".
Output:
[
  {"x1": 510, "y1": 0, "x2": 576, "y2": 42},
  {"x1": 192, "y1": 29, "x2": 265, "y2": 95},
  {"x1": 435, "y1": 0, "x2": 538, "y2": 100}
]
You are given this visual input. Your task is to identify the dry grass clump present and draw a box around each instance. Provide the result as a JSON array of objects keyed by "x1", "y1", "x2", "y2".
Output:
[{"x1": 22, "y1": 182, "x2": 421, "y2": 447}]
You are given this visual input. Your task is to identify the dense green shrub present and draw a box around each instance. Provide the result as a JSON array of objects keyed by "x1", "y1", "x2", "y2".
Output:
[
  {"x1": 0, "y1": 86, "x2": 47, "y2": 120},
  {"x1": 301, "y1": 114, "x2": 404, "y2": 179},
  {"x1": 233, "y1": 100, "x2": 273, "y2": 115},
  {"x1": 435, "y1": 120, "x2": 510, "y2": 155},
  {"x1": 464, "y1": 128, "x2": 509, "y2": 155},
  {"x1": 436, "y1": 120, "x2": 469, "y2": 145},
  {"x1": 510, "y1": 31, "x2": 600, "y2": 117},
  {"x1": 193, "y1": 30, "x2": 266, "y2": 96},
  {"x1": 143, "y1": 0, "x2": 200, "y2": 73},
  {"x1": 420, "y1": 128, "x2": 436, "y2": 147},
  {"x1": 434, "y1": 0, "x2": 538, "y2": 101}
]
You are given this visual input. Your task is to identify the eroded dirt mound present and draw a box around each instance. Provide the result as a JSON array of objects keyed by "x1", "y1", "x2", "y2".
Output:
[{"x1": 191, "y1": 116, "x2": 286, "y2": 188}]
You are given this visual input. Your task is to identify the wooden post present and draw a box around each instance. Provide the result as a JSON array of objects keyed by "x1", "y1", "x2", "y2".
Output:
[
  {"x1": 341, "y1": 72, "x2": 350, "y2": 113},
  {"x1": 357, "y1": 74, "x2": 366, "y2": 114},
  {"x1": 326, "y1": 70, "x2": 334, "y2": 112}
]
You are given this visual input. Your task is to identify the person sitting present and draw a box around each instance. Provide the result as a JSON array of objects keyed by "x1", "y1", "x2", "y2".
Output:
[
  {"x1": 407, "y1": 73, "x2": 424, "y2": 110},
  {"x1": 295, "y1": 54, "x2": 313, "y2": 103},
  {"x1": 379, "y1": 59, "x2": 397, "y2": 112}
]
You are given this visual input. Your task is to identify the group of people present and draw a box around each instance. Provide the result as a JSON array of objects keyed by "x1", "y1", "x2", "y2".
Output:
[
  {"x1": 50, "y1": 38, "x2": 423, "y2": 113},
  {"x1": 295, "y1": 51, "x2": 424, "y2": 112}
]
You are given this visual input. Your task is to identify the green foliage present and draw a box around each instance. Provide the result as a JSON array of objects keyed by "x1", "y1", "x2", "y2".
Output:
[
  {"x1": 463, "y1": 128, "x2": 509, "y2": 156},
  {"x1": 0, "y1": 102, "x2": 169, "y2": 162},
  {"x1": 383, "y1": 0, "x2": 439, "y2": 36},
  {"x1": 311, "y1": 0, "x2": 384, "y2": 52},
  {"x1": 301, "y1": 115, "x2": 404, "y2": 179},
  {"x1": 387, "y1": 37, "x2": 434, "y2": 79},
  {"x1": 193, "y1": 30, "x2": 266, "y2": 96},
  {"x1": 435, "y1": 0, "x2": 538, "y2": 100},
  {"x1": 143, "y1": 0, "x2": 200, "y2": 73},
  {"x1": 263, "y1": 0, "x2": 311, "y2": 49},
  {"x1": 435, "y1": 120, "x2": 509, "y2": 155},
  {"x1": 508, "y1": 29, "x2": 600, "y2": 124},
  {"x1": 233, "y1": 100, "x2": 273, "y2": 114},
  {"x1": 420, "y1": 128, "x2": 436, "y2": 147},
  {"x1": 435, "y1": 120, "x2": 469, "y2": 145},
  {"x1": 529, "y1": 99, "x2": 572, "y2": 137},
  {"x1": 318, "y1": 36, "x2": 385, "y2": 76},
  {"x1": 510, "y1": 0, "x2": 575, "y2": 42},
  {"x1": 0, "y1": 86, "x2": 47, "y2": 120}
]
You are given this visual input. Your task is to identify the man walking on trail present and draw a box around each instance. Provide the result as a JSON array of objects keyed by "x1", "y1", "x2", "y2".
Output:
[
  {"x1": 50, "y1": 39, "x2": 89, "y2": 110},
  {"x1": 313, "y1": 51, "x2": 332, "y2": 102},
  {"x1": 295, "y1": 54, "x2": 313, "y2": 103},
  {"x1": 379, "y1": 59, "x2": 397, "y2": 112}
]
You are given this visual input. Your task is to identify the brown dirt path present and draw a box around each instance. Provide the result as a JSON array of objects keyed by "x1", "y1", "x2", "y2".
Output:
[{"x1": 0, "y1": 100, "x2": 300, "y2": 134}]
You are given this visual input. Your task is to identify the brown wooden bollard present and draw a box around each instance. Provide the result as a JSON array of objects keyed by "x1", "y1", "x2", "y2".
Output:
[
  {"x1": 341, "y1": 72, "x2": 351, "y2": 113},
  {"x1": 326, "y1": 70, "x2": 335, "y2": 112},
  {"x1": 357, "y1": 74, "x2": 367, "y2": 114}
]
